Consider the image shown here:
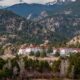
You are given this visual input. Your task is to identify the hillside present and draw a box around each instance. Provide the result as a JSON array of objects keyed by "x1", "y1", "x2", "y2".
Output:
[
  {"x1": 0, "y1": 1, "x2": 80, "y2": 46},
  {"x1": 0, "y1": 9, "x2": 80, "y2": 45},
  {"x1": 67, "y1": 35, "x2": 80, "y2": 45},
  {"x1": 0, "y1": 10, "x2": 28, "y2": 44}
]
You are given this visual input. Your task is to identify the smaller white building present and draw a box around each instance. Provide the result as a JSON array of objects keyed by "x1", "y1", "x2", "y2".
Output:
[
  {"x1": 52, "y1": 48, "x2": 57, "y2": 55},
  {"x1": 52, "y1": 48, "x2": 80, "y2": 57},
  {"x1": 60, "y1": 48, "x2": 80, "y2": 56}
]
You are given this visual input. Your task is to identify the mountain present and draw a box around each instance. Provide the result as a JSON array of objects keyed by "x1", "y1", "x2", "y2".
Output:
[
  {"x1": 0, "y1": 9, "x2": 57, "y2": 44},
  {"x1": 0, "y1": 1, "x2": 80, "y2": 46},
  {"x1": 4, "y1": 0, "x2": 77, "y2": 20},
  {"x1": 0, "y1": 9, "x2": 80, "y2": 45},
  {"x1": 5, "y1": 3, "x2": 64, "y2": 19},
  {"x1": 5, "y1": 3, "x2": 50, "y2": 18}
]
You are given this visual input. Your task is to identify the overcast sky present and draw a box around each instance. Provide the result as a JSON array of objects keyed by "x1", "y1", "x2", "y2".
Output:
[{"x1": 0, "y1": 0, "x2": 55, "y2": 6}]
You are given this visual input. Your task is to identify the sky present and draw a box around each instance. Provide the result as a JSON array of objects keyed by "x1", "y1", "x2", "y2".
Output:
[{"x1": 0, "y1": 0, "x2": 55, "y2": 6}]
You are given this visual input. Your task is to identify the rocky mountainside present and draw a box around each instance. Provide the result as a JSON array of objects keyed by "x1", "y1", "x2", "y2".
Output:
[
  {"x1": 0, "y1": 1, "x2": 80, "y2": 45},
  {"x1": 0, "y1": 10, "x2": 28, "y2": 33},
  {"x1": 0, "y1": 9, "x2": 80, "y2": 45},
  {"x1": 0, "y1": 10, "x2": 56, "y2": 44},
  {"x1": 67, "y1": 35, "x2": 80, "y2": 45},
  {"x1": 0, "y1": 10, "x2": 42, "y2": 44}
]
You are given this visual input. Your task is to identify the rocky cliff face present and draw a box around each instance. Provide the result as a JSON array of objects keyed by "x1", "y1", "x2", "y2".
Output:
[{"x1": 67, "y1": 35, "x2": 80, "y2": 45}]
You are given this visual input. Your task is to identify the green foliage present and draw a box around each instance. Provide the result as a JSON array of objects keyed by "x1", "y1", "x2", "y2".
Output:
[
  {"x1": 52, "y1": 59, "x2": 61, "y2": 73},
  {"x1": 0, "y1": 58, "x2": 6, "y2": 69},
  {"x1": 0, "y1": 47, "x2": 4, "y2": 55},
  {"x1": 0, "y1": 70, "x2": 5, "y2": 78},
  {"x1": 40, "y1": 50, "x2": 47, "y2": 58},
  {"x1": 35, "y1": 51, "x2": 40, "y2": 57},
  {"x1": 0, "y1": 68, "x2": 13, "y2": 79},
  {"x1": 47, "y1": 47, "x2": 53, "y2": 54},
  {"x1": 23, "y1": 57, "x2": 51, "y2": 72},
  {"x1": 29, "y1": 51, "x2": 34, "y2": 56},
  {"x1": 24, "y1": 58, "x2": 32, "y2": 69},
  {"x1": 29, "y1": 50, "x2": 47, "y2": 58},
  {"x1": 23, "y1": 56, "x2": 28, "y2": 61},
  {"x1": 3, "y1": 68, "x2": 13, "y2": 78},
  {"x1": 11, "y1": 58, "x2": 20, "y2": 72},
  {"x1": 38, "y1": 60, "x2": 51, "y2": 72},
  {"x1": 54, "y1": 51, "x2": 60, "y2": 57},
  {"x1": 68, "y1": 53, "x2": 80, "y2": 79}
]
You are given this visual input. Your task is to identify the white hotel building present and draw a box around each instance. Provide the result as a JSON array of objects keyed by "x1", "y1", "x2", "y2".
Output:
[{"x1": 18, "y1": 46, "x2": 43, "y2": 55}]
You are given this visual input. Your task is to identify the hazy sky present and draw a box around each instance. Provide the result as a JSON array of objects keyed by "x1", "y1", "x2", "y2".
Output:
[{"x1": 0, "y1": 0, "x2": 55, "y2": 6}]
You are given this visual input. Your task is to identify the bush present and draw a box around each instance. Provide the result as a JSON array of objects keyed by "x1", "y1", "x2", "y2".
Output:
[{"x1": 0, "y1": 58, "x2": 6, "y2": 69}]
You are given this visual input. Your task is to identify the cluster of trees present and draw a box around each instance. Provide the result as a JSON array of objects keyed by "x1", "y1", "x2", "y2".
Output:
[
  {"x1": 0, "y1": 56, "x2": 57, "y2": 79},
  {"x1": 29, "y1": 49, "x2": 60, "y2": 58},
  {"x1": 29, "y1": 50, "x2": 47, "y2": 57},
  {"x1": 1, "y1": 52, "x2": 80, "y2": 79},
  {"x1": 23, "y1": 57, "x2": 51, "y2": 72},
  {"x1": 0, "y1": 58, "x2": 15, "y2": 80},
  {"x1": 67, "y1": 53, "x2": 80, "y2": 79},
  {"x1": 0, "y1": 57, "x2": 61, "y2": 80}
]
